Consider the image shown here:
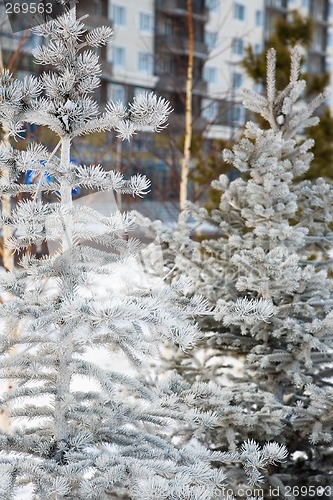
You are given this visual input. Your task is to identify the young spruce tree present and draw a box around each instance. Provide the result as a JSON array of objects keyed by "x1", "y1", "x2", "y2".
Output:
[
  {"x1": 0, "y1": 3, "x2": 288, "y2": 499},
  {"x1": 139, "y1": 48, "x2": 333, "y2": 498}
]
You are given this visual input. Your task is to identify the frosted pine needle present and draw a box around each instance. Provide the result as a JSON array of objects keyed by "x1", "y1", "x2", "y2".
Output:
[{"x1": 129, "y1": 92, "x2": 173, "y2": 131}]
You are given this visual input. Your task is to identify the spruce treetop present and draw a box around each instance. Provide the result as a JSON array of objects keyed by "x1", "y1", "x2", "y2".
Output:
[{"x1": 138, "y1": 47, "x2": 333, "y2": 495}]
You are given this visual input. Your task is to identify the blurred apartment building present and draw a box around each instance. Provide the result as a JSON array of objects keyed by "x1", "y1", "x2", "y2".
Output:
[
  {"x1": 0, "y1": 0, "x2": 332, "y2": 208},
  {"x1": 1, "y1": 0, "x2": 332, "y2": 136},
  {"x1": 107, "y1": 0, "x2": 333, "y2": 139},
  {"x1": 203, "y1": 0, "x2": 333, "y2": 138}
]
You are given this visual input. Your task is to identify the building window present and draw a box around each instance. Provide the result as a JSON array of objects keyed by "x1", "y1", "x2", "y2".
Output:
[
  {"x1": 228, "y1": 105, "x2": 245, "y2": 125},
  {"x1": 273, "y1": 0, "x2": 287, "y2": 6},
  {"x1": 133, "y1": 136, "x2": 146, "y2": 152},
  {"x1": 254, "y1": 42, "x2": 262, "y2": 55},
  {"x1": 301, "y1": 59, "x2": 308, "y2": 72},
  {"x1": 94, "y1": 0, "x2": 102, "y2": 15},
  {"x1": 112, "y1": 46, "x2": 126, "y2": 68},
  {"x1": 327, "y1": 32, "x2": 332, "y2": 47},
  {"x1": 234, "y1": 3, "x2": 245, "y2": 21},
  {"x1": 201, "y1": 98, "x2": 218, "y2": 122},
  {"x1": 158, "y1": 56, "x2": 174, "y2": 74},
  {"x1": 159, "y1": 17, "x2": 174, "y2": 36},
  {"x1": 313, "y1": 3, "x2": 325, "y2": 20},
  {"x1": 133, "y1": 134, "x2": 154, "y2": 152},
  {"x1": 205, "y1": 31, "x2": 218, "y2": 50},
  {"x1": 134, "y1": 87, "x2": 148, "y2": 97},
  {"x1": 17, "y1": 70, "x2": 30, "y2": 81},
  {"x1": 232, "y1": 71, "x2": 243, "y2": 89},
  {"x1": 329, "y1": 2, "x2": 333, "y2": 17},
  {"x1": 203, "y1": 66, "x2": 218, "y2": 84},
  {"x1": 254, "y1": 83, "x2": 264, "y2": 94},
  {"x1": 109, "y1": 83, "x2": 126, "y2": 104},
  {"x1": 110, "y1": 4, "x2": 126, "y2": 27},
  {"x1": 308, "y1": 57, "x2": 323, "y2": 73},
  {"x1": 205, "y1": 0, "x2": 220, "y2": 13},
  {"x1": 314, "y1": 30, "x2": 324, "y2": 51},
  {"x1": 26, "y1": 33, "x2": 40, "y2": 49},
  {"x1": 255, "y1": 9, "x2": 263, "y2": 26},
  {"x1": 138, "y1": 52, "x2": 154, "y2": 73},
  {"x1": 302, "y1": 0, "x2": 309, "y2": 7},
  {"x1": 232, "y1": 37, "x2": 244, "y2": 56},
  {"x1": 139, "y1": 12, "x2": 154, "y2": 34}
]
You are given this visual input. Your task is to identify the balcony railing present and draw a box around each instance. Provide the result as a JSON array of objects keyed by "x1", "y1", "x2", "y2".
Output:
[
  {"x1": 265, "y1": 0, "x2": 288, "y2": 10},
  {"x1": 157, "y1": 74, "x2": 207, "y2": 95},
  {"x1": 156, "y1": 0, "x2": 208, "y2": 21},
  {"x1": 156, "y1": 35, "x2": 208, "y2": 58}
]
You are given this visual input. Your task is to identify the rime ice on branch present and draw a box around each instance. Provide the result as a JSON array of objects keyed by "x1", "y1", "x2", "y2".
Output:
[
  {"x1": 0, "y1": 4, "x2": 288, "y2": 499},
  {"x1": 140, "y1": 48, "x2": 333, "y2": 495}
]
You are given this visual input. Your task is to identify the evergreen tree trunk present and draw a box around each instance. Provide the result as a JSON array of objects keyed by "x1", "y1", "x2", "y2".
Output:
[
  {"x1": 60, "y1": 136, "x2": 73, "y2": 253},
  {"x1": 54, "y1": 136, "x2": 73, "y2": 447}
]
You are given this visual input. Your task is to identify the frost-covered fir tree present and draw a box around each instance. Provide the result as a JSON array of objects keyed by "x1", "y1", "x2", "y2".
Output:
[
  {"x1": 0, "y1": 3, "x2": 289, "y2": 499},
  {"x1": 138, "y1": 48, "x2": 333, "y2": 497}
]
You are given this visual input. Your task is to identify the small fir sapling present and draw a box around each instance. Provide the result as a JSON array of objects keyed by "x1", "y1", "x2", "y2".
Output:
[
  {"x1": 138, "y1": 48, "x2": 333, "y2": 496},
  {"x1": 0, "y1": 3, "x2": 288, "y2": 499}
]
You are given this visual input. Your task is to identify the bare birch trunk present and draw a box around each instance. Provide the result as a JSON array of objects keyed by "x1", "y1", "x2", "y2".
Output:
[{"x1": 179, "y1": 0, "x2": 194, "y2": 211}]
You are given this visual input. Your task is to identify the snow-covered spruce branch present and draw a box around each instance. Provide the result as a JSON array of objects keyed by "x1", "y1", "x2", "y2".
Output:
[
  {"x1": 215, "y1": 297, "x2": 276, "y2": 326},
  {"x1": 0, "y1": 3, "x2": 291, "y2": 498},
  {"x1": 142, "y1": 46, "x2": 333, "y2": 495},
  {"x1": 241, "y1": 47, "x2": 326, "y2": 139}
]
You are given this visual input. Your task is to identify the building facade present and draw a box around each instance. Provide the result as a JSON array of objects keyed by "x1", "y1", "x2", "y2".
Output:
[
  {"x1": 107, "y1": 0, "x2": 333, "y2": 140},
  {"x1": 0, "y1": 0, "x2": 332, "y2": 209},
  {"x1": 200, "y1": 0, "x2": 333, "y2": 138},
  {"x1": 0, "y1": 0, "x2": 332, "y2": 136}
]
